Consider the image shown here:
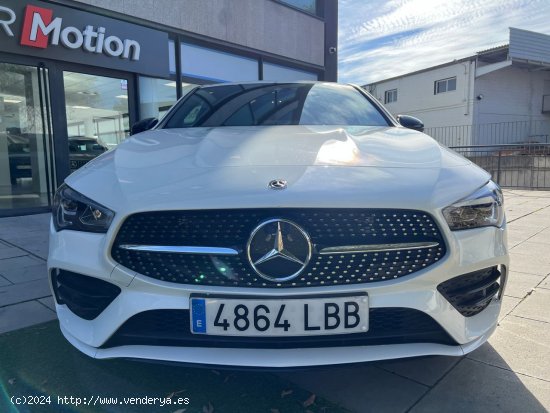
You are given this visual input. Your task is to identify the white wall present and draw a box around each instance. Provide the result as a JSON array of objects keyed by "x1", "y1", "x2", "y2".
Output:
[
  {"x1": 368, "y1": 61, "x2": 476, "y2": 129},
  {"x1": 367, "y1": 51, "x2": 550, "y2": 146},
  {"x1": 473, "y1": 65, "x2": 550, "y2": 144},
  {"x1": 72, "y1": 0, "x2": 325, "y2": 67},
  {"x1": 474, "y1": 66, "x2": 550, "y2": 124}
]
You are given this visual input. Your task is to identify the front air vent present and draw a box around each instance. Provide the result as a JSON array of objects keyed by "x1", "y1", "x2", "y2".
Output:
[
  {"x1": 437, "y1": 266, "x2": 502, "y2": 317},
  {"x1": 51, "y1": 269, "x2": 121, "y2": 320}
]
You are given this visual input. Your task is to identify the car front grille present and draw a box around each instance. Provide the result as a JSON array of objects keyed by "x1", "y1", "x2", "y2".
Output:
[
  {"x1": 437, "y1": 266, "x2": 502, "y2": 317},
  {"x1": 70, "y1": 159, "x2": 89, "y2": 170},
  {"x1": 101, "y1": 308, "x2": 457, "y2": 349},
  {"x1": 111, "y1": 209, "x2": 447, "y2": 288}
]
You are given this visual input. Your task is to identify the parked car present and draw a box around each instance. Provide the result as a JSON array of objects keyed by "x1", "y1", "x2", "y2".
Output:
[
  {"x1": 48, "y1": 82, "x2": 508, "y2": 368},
  {"x1": 68, "y1": 136, "x2": 109, "y2": 172},
  {"x1": 3, "y1": 133, "x2": 108, "y2": 185}
]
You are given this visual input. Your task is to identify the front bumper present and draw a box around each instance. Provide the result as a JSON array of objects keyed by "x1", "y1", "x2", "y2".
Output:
[
  {"x1": 47, "y1": 219, "x2": 508, "y2": 367},
  {"x1": 59, "y1": 322, "x2": 495, "y2": 368}
]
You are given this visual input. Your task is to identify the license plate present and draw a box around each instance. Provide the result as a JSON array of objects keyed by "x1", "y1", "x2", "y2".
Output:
[{"x1": 190, "y1": 294, "x2": 368, "y2": 336}]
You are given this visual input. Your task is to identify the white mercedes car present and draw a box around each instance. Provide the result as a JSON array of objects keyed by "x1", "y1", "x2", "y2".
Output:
[{"x1": 48, "y1": 82, "x2": 508, "y2": 367}]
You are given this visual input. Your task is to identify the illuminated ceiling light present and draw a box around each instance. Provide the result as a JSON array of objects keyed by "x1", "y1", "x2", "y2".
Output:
[
  {"x1": 115, "y1": 95, "x2": 128, "y2": 99},
  {"x1": 1, "y1": 95, "x2": 23, "y2": 103},
  {"x1": 71, "y1": 105, "x2": 91, "y2": 109}
]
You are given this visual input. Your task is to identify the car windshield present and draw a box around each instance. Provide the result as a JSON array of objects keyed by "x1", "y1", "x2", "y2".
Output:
[{"x1": 163, "y1": 83, "x2": 389, "y2": 128}]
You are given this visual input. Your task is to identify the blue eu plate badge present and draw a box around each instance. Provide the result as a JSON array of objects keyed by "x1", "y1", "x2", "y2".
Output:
[{"x1": 191, "y1": 298, "x2": 207, "y2": 334}]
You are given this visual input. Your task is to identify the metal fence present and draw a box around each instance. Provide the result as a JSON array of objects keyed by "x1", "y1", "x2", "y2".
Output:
[
  {"x1": 449, "y1": 143, "x2": 550, "y2": 189},
  {"x1": 425, "y1": 120, "x2": 550, "y2": 147}
]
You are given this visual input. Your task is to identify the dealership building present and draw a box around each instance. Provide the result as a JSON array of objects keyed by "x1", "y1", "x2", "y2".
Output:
[{"x1": 0, "y1": 0, "x2": 337, "y2": 216}]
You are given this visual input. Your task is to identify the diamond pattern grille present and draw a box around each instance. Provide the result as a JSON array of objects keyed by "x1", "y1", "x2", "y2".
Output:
[{"x1": 111, "y1": 209, "x2": 447, "y2": 287}]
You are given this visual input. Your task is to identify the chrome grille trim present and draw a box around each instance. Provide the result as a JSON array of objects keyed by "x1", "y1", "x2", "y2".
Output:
[
  {"x1": 319, "y1": 242, "x2": 440, "y2": 255},
  {"x1": 118, "y1": 245, "x2": 239, "y2": 256}
]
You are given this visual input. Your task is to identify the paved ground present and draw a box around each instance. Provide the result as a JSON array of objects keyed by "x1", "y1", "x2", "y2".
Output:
[
  {"x1": 0, "y1": 323, "x2": 343, "y2": 413},
  {"x1": 0, "y1": 213, "x2": 55, "y2": 334},
  {"x1": 1, "y1": 189, "x2": 550, "y2": 412}
]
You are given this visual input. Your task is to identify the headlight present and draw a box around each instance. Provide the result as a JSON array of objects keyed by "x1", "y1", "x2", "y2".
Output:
[
  {"x1": 442, "y1": 181, "x2": 504, "y2": 230},
  {"x1": 53, "y1": 184, "x2": 114, "y2": 233}
]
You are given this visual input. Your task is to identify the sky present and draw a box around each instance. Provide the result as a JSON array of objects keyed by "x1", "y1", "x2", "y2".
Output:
[{"x1": 338, "y1": 0, "x2": 550, "y2": 85}]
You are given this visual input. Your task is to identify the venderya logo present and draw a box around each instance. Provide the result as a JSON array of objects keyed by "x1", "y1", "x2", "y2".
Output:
[{"x1": 0, "y1": 5, "x2": 141, "y2": 60}]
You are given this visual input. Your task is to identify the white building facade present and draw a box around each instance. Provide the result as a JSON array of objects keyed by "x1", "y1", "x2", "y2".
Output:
[{"x1": 365, "y1": 28, "x2": 550, "y2": 147}]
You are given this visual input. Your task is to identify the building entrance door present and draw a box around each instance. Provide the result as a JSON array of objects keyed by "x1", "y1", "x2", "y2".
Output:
[
  {"x1": 0, "y1": 61, "x2": 54, "y2": 213},
  {"x1": 0, "y1": 61, "x2": 138, "y2": 215}
]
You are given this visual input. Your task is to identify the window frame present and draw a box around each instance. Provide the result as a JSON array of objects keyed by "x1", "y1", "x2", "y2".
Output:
[
  {"x1": 271, "y1": 0, "x2": 322, "y2": 19},
  {"x1": 262, "y1": 61, "x2": 319, "y2": 81},
  {"x1": 384, "y1": 89, "x2": 397, "y2": 104},
  {"x1": 434, "y1": 77, "x2": 457, "y2": 95},
  {"x1": 180, "y1": 42, "x2": 260, "y2": 83}
]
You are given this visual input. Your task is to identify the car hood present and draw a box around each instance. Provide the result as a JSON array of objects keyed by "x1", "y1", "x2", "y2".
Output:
[{"x1": 66, "y1": 125, "x2": 490, "y2": 213}]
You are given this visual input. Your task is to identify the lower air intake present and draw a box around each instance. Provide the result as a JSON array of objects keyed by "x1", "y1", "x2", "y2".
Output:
[
  {"x1": 51, "y1": 269, "x2": 121, "y2": 320},
  {"x1": 437, "y1": 266, "x2": 502, "y2": 317}
]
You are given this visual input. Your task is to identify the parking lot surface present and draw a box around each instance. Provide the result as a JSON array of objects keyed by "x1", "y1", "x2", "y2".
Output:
[{"x1": 1, "y1": 189, "x2": 550, "y2": 412}]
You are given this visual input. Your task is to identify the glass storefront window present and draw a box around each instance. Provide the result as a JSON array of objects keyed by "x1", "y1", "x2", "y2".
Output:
[
  {"x1": 63, "y1": 72, "x2": 130, "y2": 171},
  {"x1": 263, "y1": 62, "x2": 318, "y2": 81},
  {"x1": 139, "y1": 77, "x2": 179, "y2": 120},
  {"x1": 162, "y1": 82, "x2": 198, "y2": 97},
  {"x1": 0, "y1": 62, "x2": 53, "y2": 210},
  {"x1": 279, "y1": 0, "x2": 318, "y2": 14},
  {"x1": 181, "y1": 43, "x2": 258, "y2": 82}
]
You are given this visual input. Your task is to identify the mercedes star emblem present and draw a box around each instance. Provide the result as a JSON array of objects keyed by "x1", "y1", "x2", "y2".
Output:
[
  {"x1": 246, "y1": 219, "x2": 312, "y2": 282},
  {"x1": 268, "y1": 179, "x2": 287, "y2": 190}
]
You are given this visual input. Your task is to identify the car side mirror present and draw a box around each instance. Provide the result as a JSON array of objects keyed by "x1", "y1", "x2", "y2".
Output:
[
  {"x1": 397, "y1": 115, "x2": 424, "y2": 132},
  {"x1": 131, "y1": 118, "x2": 158, "y2": 135}
]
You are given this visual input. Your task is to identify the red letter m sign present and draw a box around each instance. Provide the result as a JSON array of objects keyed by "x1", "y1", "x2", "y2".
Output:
[{"x1": 20, "y1": 5, "x2": 57, "y2": 48}]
